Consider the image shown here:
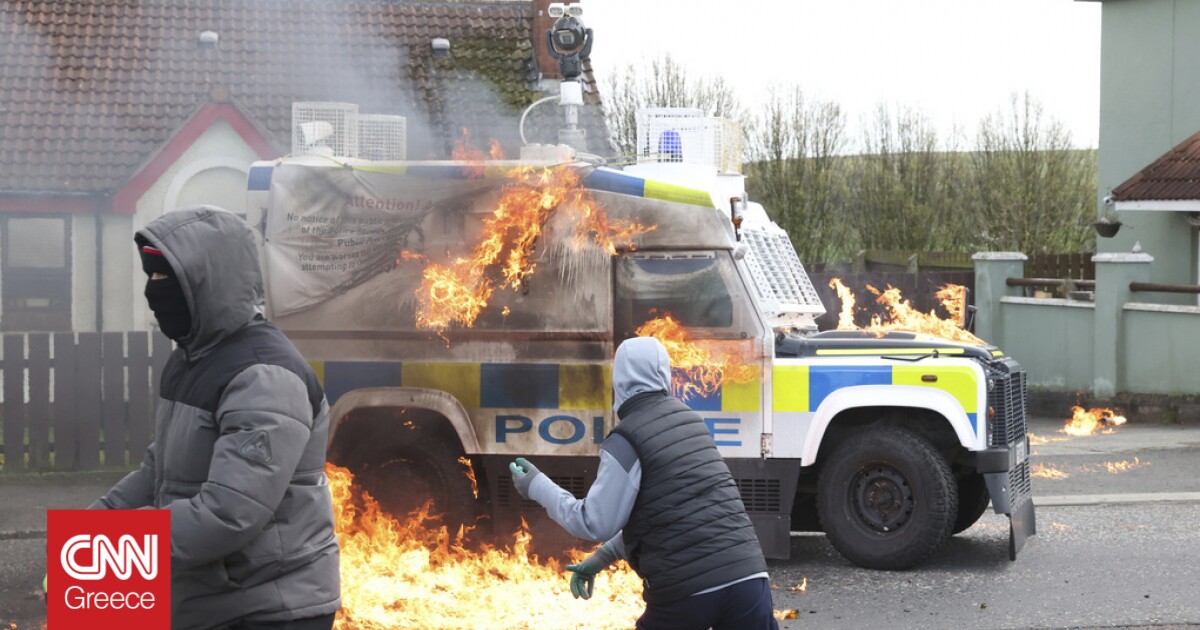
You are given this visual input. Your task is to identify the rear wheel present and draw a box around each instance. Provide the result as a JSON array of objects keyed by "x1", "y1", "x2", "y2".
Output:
[
  {"x1": 952, "y1": 472, "x2": 991, "y2": 535},
  {"x1": 817, "y1": 426, "x2": 957, "y2": 570},
  {"x1": 331, "y1": 410, "x2": 481, "y2": 537}
]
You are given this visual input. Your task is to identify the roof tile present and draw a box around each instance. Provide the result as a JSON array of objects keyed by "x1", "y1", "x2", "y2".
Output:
[
  {"x1": 0, "y1": 0, "x2": 609, "y2": 196},
  {"x1": 1111, "y1": 130, "x2": 1200, "y2": 202}
]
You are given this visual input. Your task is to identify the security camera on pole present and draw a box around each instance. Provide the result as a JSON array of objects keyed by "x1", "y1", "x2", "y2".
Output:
[{"x1": 546, "y1": 2, "x2": 592, "y2": 151}]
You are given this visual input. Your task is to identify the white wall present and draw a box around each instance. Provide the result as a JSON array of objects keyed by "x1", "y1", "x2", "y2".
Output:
[{"x1": 96, "y1": 119, "x2": 262, "y2": 331}]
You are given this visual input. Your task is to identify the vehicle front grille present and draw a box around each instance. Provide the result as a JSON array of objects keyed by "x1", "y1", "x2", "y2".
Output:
[
  {"x1": 987, "y1": 359, "x2": 1033, "y2": 510},
  {"x1": 987, "y1": 364, "x2": 1028, "y2": 448}
]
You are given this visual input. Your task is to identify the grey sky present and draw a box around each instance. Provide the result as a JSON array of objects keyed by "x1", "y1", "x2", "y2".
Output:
[{"x1": 584, "y1": 0, "x2": 1101, "y2": 148}]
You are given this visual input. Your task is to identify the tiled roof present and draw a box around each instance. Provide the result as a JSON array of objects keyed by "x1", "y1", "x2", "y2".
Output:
[
  {"x1": 1111, "y1": 129, "x2": 1200, "y2": 201},
  {"x1": 0, "y1": 0, "x2": 610, "y2": 196}
]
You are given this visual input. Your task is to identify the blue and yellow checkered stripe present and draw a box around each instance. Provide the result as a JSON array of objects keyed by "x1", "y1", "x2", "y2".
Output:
[
  {"x1": 314, "y1": 361, "x2": 612, "y2": 410},
  {"x1": 583, "y1": 169, "x2": 716, "y2": 208},
  {"x1": 773, "y1": 364, "x2": 979, "y2": 429},
  {"x1": 311, "y1": 360, "x2": 763, "y2": 413}
]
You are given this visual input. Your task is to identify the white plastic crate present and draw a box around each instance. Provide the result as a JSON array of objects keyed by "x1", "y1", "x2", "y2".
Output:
[
  {"x1": 292, "y1": 102, "x2": 359, "y2": 158},
  {"x1": 635, "y1": 108, "x2": 742, "y2": 174},
  {"x1": 357, "y1": 114, "x2": 407, "y2": 161}
]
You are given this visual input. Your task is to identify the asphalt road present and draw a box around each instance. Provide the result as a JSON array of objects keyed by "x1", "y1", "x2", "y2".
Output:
[{"x1": 3, "y1": 416, "x2": 1199, "y2": 629}]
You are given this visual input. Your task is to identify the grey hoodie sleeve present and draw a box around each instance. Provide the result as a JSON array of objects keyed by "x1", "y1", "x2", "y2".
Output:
[
  {"x1": 527, "y1": 433, "x2": 641, "y2": 542},
  {"x1": 90, "y1": 446, "x2": 156, "y2": 509},
  {"x1": 167, "y1": 364, "x2": 314, "y2": 568}
]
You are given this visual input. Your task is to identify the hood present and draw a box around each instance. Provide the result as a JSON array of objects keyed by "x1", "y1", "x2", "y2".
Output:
[
  {"x1": 135, "y1": 205, "x2": 264, "y2": 359},
  {"x1": 612, "y1": 337, "x2": 672, "y2": 412}
]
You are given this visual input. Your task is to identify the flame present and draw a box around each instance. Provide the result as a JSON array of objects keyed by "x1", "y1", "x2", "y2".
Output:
[
  {"x1": 830, "y1": 278, "x2": 857, "y2": 330},
  {"x1": 1061, "y1": 406, "x2": 1127, "y2": 436},
  {"x1": 635, "y1": 314, "x2": 758, "y2": 402},
  {"x1": 457, "y1": 457, "x2": 479, "y2": 499},
  {"x1": 786, "y1": 577, "x2": 808, "y2": 592},
  {"x1": 1032, "y1": 463, "x2": 1069, "y2": 479},
  {"x1": 489, "y1": 139, "x2": 505, "y2": 161},
  {"x1": 328, "y1": 464, "x2": 644, "y2": 629},
  {"x1": 1101, "y1": 457, "x2": 1147, "y2": 474},
  {"x1": 1050, "y1": 522, "x2": 1070, "y2": 531},
  {"x1": 412, "y1": 165, "x2": 652, "y2": 332},
  {"x1": 935, "y1": 283, "x2": 968, "y2": 326},
  {"x1": 451, "y1": 128, "x2": 487, "y2": 178},
  {"x1": 1026, "y1": 432, "x2": 1067, "y2": 446},
  {"x1": 828, "y1": 279, "x2": 987, "y2": 345},
  {"x1": 774, "y1": 609, "x2": 800, "y2": 620}
]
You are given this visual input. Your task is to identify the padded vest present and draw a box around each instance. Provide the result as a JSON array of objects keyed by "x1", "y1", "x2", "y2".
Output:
[{"x1": 612, "y1": 394, "x2": 768, "y2": 604}]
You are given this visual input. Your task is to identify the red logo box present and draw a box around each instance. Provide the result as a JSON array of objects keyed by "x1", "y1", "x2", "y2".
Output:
[{"x1": 47, "y1": 509, "x2": 170, "y2": 630}]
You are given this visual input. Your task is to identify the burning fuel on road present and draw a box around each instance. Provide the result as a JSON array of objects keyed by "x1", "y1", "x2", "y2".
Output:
[
  {"x1": 328, "y1": 463, "x2": 646, "y2": 629},
  {"x1": 1061, "y1": 405, "x2": 1128, "y2": 436}
]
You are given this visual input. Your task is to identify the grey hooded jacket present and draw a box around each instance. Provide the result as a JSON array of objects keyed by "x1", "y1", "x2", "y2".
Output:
[{"x1": 91, "y1": 206, "x2": 340, "y2": 629}]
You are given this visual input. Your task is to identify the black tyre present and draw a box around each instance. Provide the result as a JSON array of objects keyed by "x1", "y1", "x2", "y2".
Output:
[
  {"x1": 816, "y1": 426, "x2": 958, "y2": 570},
  {"x1": 952, "y1": 472, "x2": 991, "y2": 535},
  {"x1": 333, "y1": 412, "x2": 481, "y2": 535}
]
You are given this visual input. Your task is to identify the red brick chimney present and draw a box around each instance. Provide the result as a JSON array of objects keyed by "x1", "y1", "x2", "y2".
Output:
[{"x1": 531, "y1": 0, "x2": 582, "y2": 81}]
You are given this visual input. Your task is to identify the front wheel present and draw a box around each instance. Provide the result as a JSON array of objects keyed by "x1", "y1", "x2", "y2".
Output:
[{"x1": 817, "y1": 426, "x2": 957, "y2": 570}]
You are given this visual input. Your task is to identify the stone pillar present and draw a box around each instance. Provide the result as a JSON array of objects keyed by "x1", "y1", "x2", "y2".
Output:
[
  {"x1": 972, "y1": 252, "x2": 1027, "y2": 347},
  {"x1": 1092, "y1": 252, "x2": 1153, "y2": 398}
]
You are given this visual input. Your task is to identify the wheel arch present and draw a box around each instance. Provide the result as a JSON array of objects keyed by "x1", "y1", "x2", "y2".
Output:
[
  {"x1": 327, "y1": 387, "x2": 481, "y2": 454},
  {"x1": 800, "y1": 385, "x2": 981, "y2": 466}
]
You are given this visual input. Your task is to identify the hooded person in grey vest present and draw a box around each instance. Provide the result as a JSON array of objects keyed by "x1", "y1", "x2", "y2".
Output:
[
  {"x1": 510, "y1": 337, "x2": 778, "y2": 630},
  {"x1": 89, "y1": 206, "x2": 341, "y2": 630}
]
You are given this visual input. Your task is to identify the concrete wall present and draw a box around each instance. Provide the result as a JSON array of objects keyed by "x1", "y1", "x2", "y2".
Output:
[
  {"x1": 1123, "y1": 303, "x2": 1200, "y2": 394},
  {"x1": 1097, "y1": 0, "x2": 1200, "y2": 294},
  {"x1": 999, "y1": 298, "x2": 1095, "y2": 391},
  {"x1": 93, "y1": 120, "x2": 259, "y2": 332},
  {"x1": 976, "y1": 249, "x2": 1200, "y2": 397}
]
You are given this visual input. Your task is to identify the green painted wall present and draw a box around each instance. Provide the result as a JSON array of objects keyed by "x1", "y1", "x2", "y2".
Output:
[
  {"x1": 1123, "y1": 305, "x2": 1200, "y2": 394},
  {"x1": 1000, "y1": 300, "x2": 1095, "y2": 391},
  {"x1": 1097, "y1": 0, "x2": 1200, "y2": 298}
]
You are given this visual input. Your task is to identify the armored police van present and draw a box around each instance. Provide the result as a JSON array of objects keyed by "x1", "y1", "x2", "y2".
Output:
[{"x1": 246, "y1": 104, "x2": 1034, "y2": 570}]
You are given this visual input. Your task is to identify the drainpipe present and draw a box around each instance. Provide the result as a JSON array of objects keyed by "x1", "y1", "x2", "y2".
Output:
[{"x1": 95, "y1": 203, "x2": 103, "y2": 331}]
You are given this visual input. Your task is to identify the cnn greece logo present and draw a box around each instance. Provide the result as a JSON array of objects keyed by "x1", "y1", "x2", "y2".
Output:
[
  {"x1": 48, "y1": 509, "x2": 170, "y2": 629},
  {"x1": 61, "y1": 534, "x2": 158, "y2": 580}
]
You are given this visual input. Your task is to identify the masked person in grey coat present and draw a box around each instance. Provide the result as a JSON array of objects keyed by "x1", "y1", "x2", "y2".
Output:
[
  {"x1": 90, "y1": 206, "x2": 341, "y2": 630},
  {"x1": 510, "y1": 337, "x2": 778, "y2": 630}
]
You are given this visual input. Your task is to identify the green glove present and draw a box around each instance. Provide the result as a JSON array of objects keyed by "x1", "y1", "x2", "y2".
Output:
[
  {"x1": 508, "y1": 457, "x2": 542, "y2": 500},
  {"x1": 565, "y1": 550, "x2": 609, "y2": 600}
]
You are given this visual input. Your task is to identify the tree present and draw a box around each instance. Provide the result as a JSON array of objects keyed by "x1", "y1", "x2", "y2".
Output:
[
  {"x1": 744, "y1": 86, "x2": 850, "y2": 263},
  {"x1": 848, "y1": 104, "x2": 969, "y2": 253},
  {"x1": 602, "y1": 54, "x2": 743, "y2": 159},
  {"x1": 968, "y1": 92, "x2": 1096, "y2": 253}
]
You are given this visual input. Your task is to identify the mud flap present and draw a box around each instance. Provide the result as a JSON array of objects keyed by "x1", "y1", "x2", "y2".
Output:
[{"x1": 1008, "y1": 498, "x2": 1036, "y2": 561}]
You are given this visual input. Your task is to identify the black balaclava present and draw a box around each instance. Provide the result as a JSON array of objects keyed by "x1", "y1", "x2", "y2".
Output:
[{"x1": 140, "y1": 243, "x2": 192, "y2": 341}]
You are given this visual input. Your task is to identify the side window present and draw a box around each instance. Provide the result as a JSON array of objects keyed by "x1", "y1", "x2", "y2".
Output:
[
  {"x1": 614, "y1": 251, "x2": 759, "y2": 341},
  {"x1": 1, "y1": 216, "x2": 72, "y2": 331}
]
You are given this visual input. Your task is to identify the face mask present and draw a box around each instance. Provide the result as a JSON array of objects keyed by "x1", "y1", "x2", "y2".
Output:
[{"x1": 145, "y1": 276, "x2": 192, "y2": 341}]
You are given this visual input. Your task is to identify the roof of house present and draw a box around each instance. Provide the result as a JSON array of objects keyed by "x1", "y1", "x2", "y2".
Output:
[
  {"x1": 1111, "y1": 129, "x2": 1200, "y2": 202},
  {"x1": 0, "y1": 0, "x2": 609, "y2": 197}
]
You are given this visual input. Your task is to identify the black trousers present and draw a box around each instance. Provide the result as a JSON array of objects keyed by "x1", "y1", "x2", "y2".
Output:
[
  {"x1": 228, "y1": 612, "x2": 337, "y2": 630},
  {"x1": 636, "y1": 577, "x2": 779, "y2": 630}
]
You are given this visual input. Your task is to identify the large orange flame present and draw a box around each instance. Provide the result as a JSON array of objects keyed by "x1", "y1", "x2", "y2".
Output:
[
  {"x1": 1061, "y1": 406, "x2": 1127, "y2": 436},
  {"x1": 635, "y1": 314, "x2": 758, "y2": 402},
  {"x1": 328, "y1": 463, "x2": 645, "y2": 629},
  {"x1": 828, "y1": 278, "x2": 986, "y2": 345},
  {"x1": 409, "y1": 165, "x2": 652, "y2": 332}
]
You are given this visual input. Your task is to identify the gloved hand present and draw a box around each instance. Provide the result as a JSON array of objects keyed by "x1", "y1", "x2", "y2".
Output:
[
  {"x1": 565, "y1": 552, "x2": 608, "y2": 600},
  {"x1": 509, "y1": 457, "x2": 542, "y2": 500},
  {"x1": 42, "y1": 574, "x2": 47, "y2": 602}
]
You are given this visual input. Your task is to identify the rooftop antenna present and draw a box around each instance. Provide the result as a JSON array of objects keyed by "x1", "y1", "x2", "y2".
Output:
[{"x1": 546, "y1": 2, "x2": 592, "y2": 152}]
